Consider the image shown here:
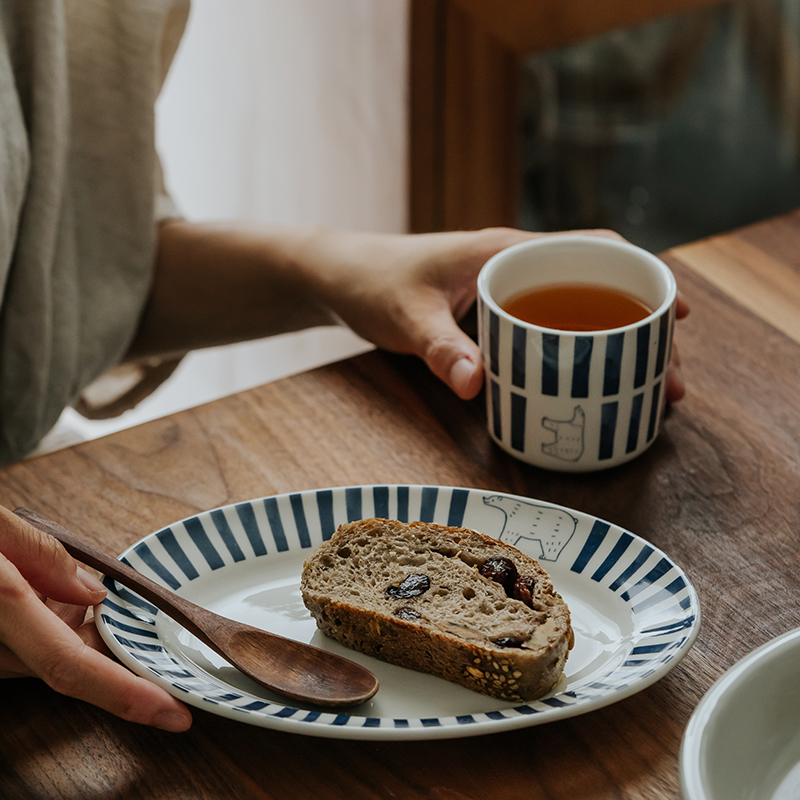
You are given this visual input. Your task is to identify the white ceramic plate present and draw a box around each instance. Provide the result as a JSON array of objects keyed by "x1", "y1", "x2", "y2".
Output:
[
  {"x1": 680, "y1": 626, "x2": 800, "y2": 800},
  {"x1": 96, "y1": 485, "x2": 699, "y2": 740}
]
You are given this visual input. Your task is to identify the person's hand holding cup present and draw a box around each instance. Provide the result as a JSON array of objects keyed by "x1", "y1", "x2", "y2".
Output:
[{"x1": 477, "y1": 235, "x2": 677, "y2": 472}]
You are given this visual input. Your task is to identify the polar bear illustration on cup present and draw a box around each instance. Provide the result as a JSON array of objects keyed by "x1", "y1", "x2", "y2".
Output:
[
  {"x1": 482, "y1": 495, "x2": 578, "y2": 561},
  {"x1": 542, "y1": 405, "x2": 585, "y2": 462}
]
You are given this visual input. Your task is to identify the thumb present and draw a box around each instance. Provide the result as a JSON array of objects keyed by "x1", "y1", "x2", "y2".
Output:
[
  {"x1": 416, "y1": 310, "x2": 485, "y2": 400},
  {"x1": 0, "y1": 506, "x2": 106, "y2": 605},
  {"x1": 447, "y1": 352, "x2": 484, "y2": 400}
]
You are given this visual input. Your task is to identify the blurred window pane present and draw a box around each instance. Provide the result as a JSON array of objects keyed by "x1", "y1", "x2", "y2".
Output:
[{"x1": 521, "y1": 0, "x2": 800, "y2": 251}]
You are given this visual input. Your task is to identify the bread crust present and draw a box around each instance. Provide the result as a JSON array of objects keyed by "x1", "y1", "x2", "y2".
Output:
[{"x1": 300, "y1": 518, "x2": 573, "y2": 701}]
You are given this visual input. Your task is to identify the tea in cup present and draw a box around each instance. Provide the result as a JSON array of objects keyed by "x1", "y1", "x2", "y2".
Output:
[{"x1": 477, "y1": 235, "x2": 677, "y2": 471}]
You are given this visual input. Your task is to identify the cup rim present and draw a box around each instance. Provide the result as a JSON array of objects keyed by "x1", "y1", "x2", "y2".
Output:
[{"x1": 477, "y1": 234, "x2": 677, "y2": 336}]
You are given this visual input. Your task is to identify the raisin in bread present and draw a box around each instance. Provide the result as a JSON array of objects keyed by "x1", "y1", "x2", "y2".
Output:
[{"x1": 300, "y1": 518, "x2": 574, "y2": 701}]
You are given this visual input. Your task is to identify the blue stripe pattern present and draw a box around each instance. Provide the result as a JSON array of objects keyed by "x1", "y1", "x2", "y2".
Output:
[
  {"x1": 484, "y1": 300, "x2": 674, "y2": 466},
  {"x1": 635, "y1": 323, "x2": 650, "y2": 388},
  {"x1": 236, "y1": 502, "x2": 267, "y2": 556},
  {"x1": 512, "y1": 325, "x2": 526, "y2": 388},
  {"x1": 210, "y1": 509, "x2": 247, "y2": 562},
  {"x1": 101, "y1": 615, "x2": 158, "y2": 638},
  {"x1": 99, "y1": 486, "x2": 697, "y2": 738},
  {"x1": 571, "y1": 337, "x2": 593, "y2": 398},
  {"x1": 542, "y1": 333, "x2": 559, "y2": 396},
  {"x1": 592, "y1": 532, "x2": 633, "y2": 582},
  {"x1": 183, "y1": 519, "x2": 225, "y2": 570},
  {"x1": 373, "y1": 486, "x2": 390, "y2": 519},
  {"x1": 647, "y1": 381, "x2": 662, "y2": 442},
  {"x1": 105, "y1": 580, "x2": 159, "y2": 614},
  {"x1": 511, "y1": 393, "x2": 526, "y2": 452},
  {"x1": 626, "y1": 394, "x2": 644, "y2": 453},
  {"x1": 114, "y1": 636, "x2": 164, "y2": 653},
  {"x1": 490, "y1": 379, "x2": 502, "y2": 439},
  {"x1": 610, "y1": 544, "x2": 654, "y2": 592},
  {"x1": 289, "y1": 494, "x2": 312, "y2": 548},
  {"x1": 603, "y1": 333, "x2": 625, "y2": 396},
  {"x1": 620, "y1": 557, "x2": 672, "y2": 602},
  {"x1": 130, "y1": 544, "x2": 181, "y2": 590},
  {"x1": 156, "y1": 528, "x2": 200, "y2": 580},
  {"x1": 632, "y1": 577, "x2": 688, "y2": 614},
  {"x1": 317, "y1": 490, "x2": 335, "y2": 539},
  {"x1": 571, "y1": 519, "x2": 610, "y2": 573},
  {"x1": 101, "y1": 594, "x2": 156, "y2": 620},
  {"x1": 599, "y1": 402, "x2": 618, "y2": 460},
  {"x1": 264, "y1": 497, "x2": 290, "y2": 551},
  {"x1": 489, "y1": 310, "x2": 500, "y2": 375},
  {"x1": 345, "y1": 488, "x2": 362, "y2": 523},
  {"x1": 420, "y1": 487, "x2": 439, "y2": 521},
  {"x1": 644, "y1": 616, "x2": 695, "y2": 634},
  {"x1": 447, "y1": 489, "x2": 469, "y2": 527},
  {"x1": 655, "y1": 311, "x2": 670, "y2": 376},
  {"x1": 397, "y1": 486, "x2": 409, "y2": 522}
]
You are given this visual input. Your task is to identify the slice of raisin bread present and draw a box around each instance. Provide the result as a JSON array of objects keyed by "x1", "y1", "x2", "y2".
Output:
[{"x1": 300, "y1": 518, "x2": 574, "y2": 701}]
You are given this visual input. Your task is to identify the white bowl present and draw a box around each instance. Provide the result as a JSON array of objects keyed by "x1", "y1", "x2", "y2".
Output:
[{"x1": 680, "y1": 626, "x2": 800, "y2": 800}]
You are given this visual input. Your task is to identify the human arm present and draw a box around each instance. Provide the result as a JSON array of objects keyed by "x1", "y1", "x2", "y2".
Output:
[
  {"x1": 127, "y1": 221, "x2": 687, "y2": 402},
  {"x1": 0, "y1": 505, "x2": 192, "y2": 731}
]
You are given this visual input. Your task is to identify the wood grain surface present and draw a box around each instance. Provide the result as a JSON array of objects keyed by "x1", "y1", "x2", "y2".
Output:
[{"x1": 2, "y1": 212, "x2": 800, "y2": 798}]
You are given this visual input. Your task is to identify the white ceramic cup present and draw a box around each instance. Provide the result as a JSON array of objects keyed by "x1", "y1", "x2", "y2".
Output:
[{"x1": 477, "y1": 234, "x2": 677, "y2": 472}]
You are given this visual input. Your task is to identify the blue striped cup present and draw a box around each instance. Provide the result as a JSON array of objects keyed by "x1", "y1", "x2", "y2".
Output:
[{"x1": 477, "y1": 235, "x2": 677, "y2": 472}]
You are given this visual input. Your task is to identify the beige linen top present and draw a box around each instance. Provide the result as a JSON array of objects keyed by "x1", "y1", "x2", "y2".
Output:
[{"x1": 0, "y1": 0, "x2": 188, "y2": 463}]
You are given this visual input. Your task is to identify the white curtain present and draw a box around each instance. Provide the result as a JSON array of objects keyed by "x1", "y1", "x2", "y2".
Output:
[
  {"x1": 158, "y1": 0, "x2": 409, "y2": 230},
  {"x1": 43, "y1": 0, "x2": 409, "y2": 450}
]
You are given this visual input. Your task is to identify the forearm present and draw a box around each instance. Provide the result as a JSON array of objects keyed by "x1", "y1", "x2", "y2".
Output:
[
  {"x1": 125, "y1": 219, "x2": 337, "y2": 362},
  {"x1": 124, "y1": 221, "x2": 534, "y2": 399},
  {"x1": 123, "y1": 223, "x2": 676, "y2": 404}
]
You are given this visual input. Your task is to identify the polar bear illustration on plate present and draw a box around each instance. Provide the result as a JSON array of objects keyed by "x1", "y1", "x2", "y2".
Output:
[{"x1": 482, "y1": 495, "x2": 578, "y2": 561}]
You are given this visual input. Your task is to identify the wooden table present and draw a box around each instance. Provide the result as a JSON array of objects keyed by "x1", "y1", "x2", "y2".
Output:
[{"x1": 3, "y1": 211, "x2": 800, "y2": 798}]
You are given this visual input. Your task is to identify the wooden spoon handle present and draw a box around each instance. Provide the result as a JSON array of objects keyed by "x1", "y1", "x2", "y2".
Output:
[
  {"x1": 14, "y1": 507, "x2": 215, "y2": 641},
  {"x1": 16, "y1": 507, "x2": 380, "y2": 706}
]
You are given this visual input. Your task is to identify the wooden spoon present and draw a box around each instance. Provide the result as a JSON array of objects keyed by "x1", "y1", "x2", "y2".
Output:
[{"x1": 14, "y1": 507, "x2": 379, "y2": 707}]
